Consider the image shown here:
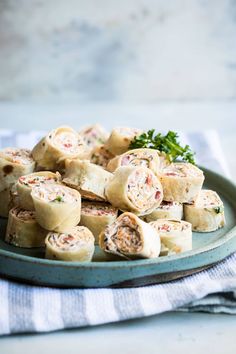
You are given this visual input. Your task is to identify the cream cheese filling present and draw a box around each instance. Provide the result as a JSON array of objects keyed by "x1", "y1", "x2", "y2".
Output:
[
  {"x1": 2, "y1": 148, "x2": 33, "y2": 165},
  {"x1": 32, "y1": 184, "x2": 79, "y2": 203}
]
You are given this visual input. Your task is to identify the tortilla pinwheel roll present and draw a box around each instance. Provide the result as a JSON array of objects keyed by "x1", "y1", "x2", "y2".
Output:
[
  {"x1": 105, "y1": 127, "x2": 143, "y2": 155},
  {"x1": 160, "y1": 162, "x2": 204, "y2": 203},
  {"x1": 80, "y1": 201, "x2": 118, "y2": 244},
  {"x1": 63, "y1": 160, "x2": 113, "y2": 201},
  {"x1": 90, "y1": 145, "x2": 115, "y2": 169},
  {"x1": 141, "y1": 201, "x2": 183, "y2": 222},
  {"x1": 31, "y1": 184, "x2": 81, "y2": 232},
  {"x1": 45, "y1": 226, "x2": 95, "y2": 262},
  {"x1": 184, "y1": 190, "x2": 225, "y2": 232},
  {"x1": 150, "y1": 219, "x2": 192, "y2": 255},
  {"x1": 158, "y1": 152, "x2": 171, "y2": 171},
  {"x1": 32, "y1": 126, "x2": 88, "y2": 171},
  {"x1": 5, "y1": 207, "x2": 48, "y2": 248},
  {"x1": 10, "y1": 183, "x2": 20, "y2": 208},
  {"x1": 79, "y1": 124, "x2": 109, "y2": 149},
  {"x1": 107, "y1": 148, "x2": 160, "y2": 175},
  {"x1": 17, "y1": 171, "x2": 61, "y2": 211},
  {"x1": 0, "y1": 148, "x2": 35, "y2": 193},
  {"x1": 105, "y1": 166, "x2": 163, "y2": 216},
  {"x1": 0, "y1": 184, "x2": 19, "y2": 217},
  {"x1": 99, "y1": 212, "x2": 161, "y2": 259}
]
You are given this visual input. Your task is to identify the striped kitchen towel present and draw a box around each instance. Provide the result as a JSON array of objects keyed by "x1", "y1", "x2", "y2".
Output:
[{"x1": 0, "y1": 130, "x2": 235, "y2": 336}]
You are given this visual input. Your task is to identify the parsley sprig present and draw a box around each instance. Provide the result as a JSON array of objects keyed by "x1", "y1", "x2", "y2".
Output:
[{"x1": 130, "y1": 130, "x2": 195, "y2": 164}]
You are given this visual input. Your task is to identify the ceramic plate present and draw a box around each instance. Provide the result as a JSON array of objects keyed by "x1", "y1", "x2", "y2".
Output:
[{"x1": 0, "y1": 167, "x2": 236, "y2": 288}]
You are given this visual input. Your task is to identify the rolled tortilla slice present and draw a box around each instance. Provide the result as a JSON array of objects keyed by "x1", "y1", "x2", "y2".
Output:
[
  {"x1": 159, "y1": 152, "x2": 171, "y2": 171},
  {"x1": 142, "y1": 201, "x2": 183, "y2": 222},
  {"x1": 105, "y1": 127, "x2": 143, "y2": 155},
  {"x1": 0, "y1": 189, "x2": 12, "y2": 217},
  {"x1": 105, "y1": 166, "x2": 163, "y2": 216},
  {"x1": 90, "y1": 144, "x2": 115, "y2": 169},
  {"x1": 5, "y1": 207, "x2": 48, "y2": 248},
  {"x1": 63, "y1": 159, "x2": 113, "y2": 201},
  {"x1": 10, "y1": 183, "x2": 20, "y2": 208},
  {"x1": 0, "y1": 183, "x2": 19, "y2": 217},
  {"x1": 31, "y1": 183, "x2": 81, "y2": 232},
  {"x1": 79, "y1": 124, "x2": 109, "y2": 149},
  {"x1": 0, "y1": 148, "x2": 35, "y2": 192},
  {"x1": 107, "y1": 148, "x2": 160, "y2": 175},
  {"x1": 99, "y1": 212, "x2": 161, "y2": 259},
  {"x1": 160, "y1": 162, "x2": 204, "y2": 203},
  {"x1": 45, "y1": 226, "x2": 95, "y2": 262},
  {"x1": 184, "y1": 189, "x2": 225, "y2": 232},
  {"x1": 32, "y1": 126, "x2": 88, "y2": 171},
  {"x1": 80, "y1": 201, "x2": 118, "y2": 244},
  {"x1": 0, "y1": 185, "x2": 18, "y2": 217},
  {"x1": 150, "y1": 219, "x2": 192, "y2": 255},
  {"x1": 17, "y1": 171, "x2": 61, "y2": 211}
]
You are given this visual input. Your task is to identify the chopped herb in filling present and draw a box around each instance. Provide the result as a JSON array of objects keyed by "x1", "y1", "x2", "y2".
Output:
[
  {"x1": 52, "y1": 195, "x2": 64, "y2": 203},
  {"x1": 214, "y1": 206, "x2": 224, "y2": 214}
]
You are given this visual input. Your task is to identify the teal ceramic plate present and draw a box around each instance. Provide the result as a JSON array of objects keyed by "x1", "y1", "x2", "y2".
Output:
[{"x1": 0, "y1": 167, "x2": 236, "y2": 288}]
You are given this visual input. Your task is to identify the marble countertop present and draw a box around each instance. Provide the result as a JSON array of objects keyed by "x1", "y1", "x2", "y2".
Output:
[
  {"x1": 0, "y1": 100, "x2": 236, "y2": 353},
  {"x1": 1, "y1": 1, "x2": 236, "y2": 103}
]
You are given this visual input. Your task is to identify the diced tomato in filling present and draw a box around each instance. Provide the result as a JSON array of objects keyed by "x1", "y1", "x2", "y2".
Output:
[
  {"x1": 145, "y1": 175, "x2": 152, "y2": 185},
  {"x1": 28, "y1": 179, "x2": 37, "y2": 184},
  {"x1": 155, "y1": 191, "x2": 161, "y2": 199},
  {"x1": 63, "y1": 235, "x2": 74, "y2": 243},
  {"x1": 63, "y1": 143, "x2": 73, "y2": 148},
  {"x1": 95, "y1": 210, "x2": 107, "y2": 216},
  {"x1": 160, "y1": 224, "x2": 171, "y2": 232}
]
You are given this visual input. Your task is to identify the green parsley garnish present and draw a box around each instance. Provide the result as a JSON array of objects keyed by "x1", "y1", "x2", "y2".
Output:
[
  {"x1": 130, "y1": 130, "x2": 195, "y2": 164},
  {"x1": 52, "y1": 195, "x2": 64, "y2": 203},
  {"x1": 214, "y1": 206, "x2": 224, "y2": 214}
]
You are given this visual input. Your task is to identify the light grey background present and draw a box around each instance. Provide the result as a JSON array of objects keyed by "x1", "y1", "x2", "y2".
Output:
[{"x1": 0, "y1": 0, "x2": 236, "y2": 102}]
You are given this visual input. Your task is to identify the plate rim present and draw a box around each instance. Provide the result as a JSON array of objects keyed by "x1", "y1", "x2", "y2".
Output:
[{"x1": 0, "y1": 166, "x2": 236, "y2": 270}]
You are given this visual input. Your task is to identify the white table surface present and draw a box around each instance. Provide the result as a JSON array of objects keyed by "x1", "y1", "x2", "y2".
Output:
[{"x1": 0, "y1": 101, "x2": 236, "y2": 353}]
